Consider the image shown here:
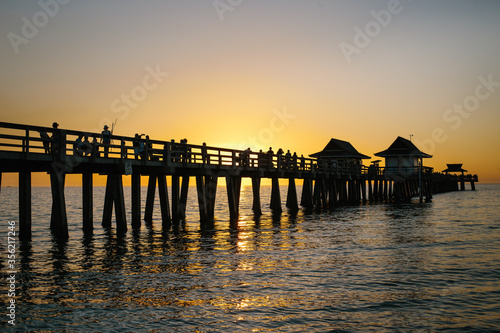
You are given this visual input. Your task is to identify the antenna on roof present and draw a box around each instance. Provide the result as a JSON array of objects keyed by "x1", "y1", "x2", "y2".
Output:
[{"x1": 409, "y1": 134, "x2": 413, "y2": 142}]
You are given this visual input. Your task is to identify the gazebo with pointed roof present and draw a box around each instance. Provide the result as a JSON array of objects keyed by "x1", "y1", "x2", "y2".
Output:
[
  {"x1": 374, "y1": 136, "x2": 432, "y2": 175},
  {"x1": 310, "y1": 138, "x2": 370, "y2": 163},
  {"x1": 442, "y1": 164, "x2": 467, "y2": 173}
]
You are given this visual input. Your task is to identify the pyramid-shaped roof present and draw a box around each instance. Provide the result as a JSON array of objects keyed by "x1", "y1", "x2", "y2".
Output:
[
  {"x1": 374, "y1": 136, "x2": 432, "y2": 158},
  {"x1": 442, "y1": 164, "x2": 467, "y2": 173},
  {"x1": 310, "y1": 138, "x2": 370, "y2": 160}
]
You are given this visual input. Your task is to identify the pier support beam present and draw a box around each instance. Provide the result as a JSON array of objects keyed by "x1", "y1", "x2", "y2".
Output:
[
  {"x1": 251, "y1": 177, "x2": 262, "y2": 215},
  {"x1": 171, "y1": 175, "x2": 189, "y2": 223},
  {"x1": 270, "y1": 177, "x2": 282, "y2": 213},
  {"x1": 196, "y1": 175, "x2": 208, "y2": 224},
  {"x1": 206, "y1": 176, "x2": 218, "y2": 220},
  {"x1": 286, "y1": 178, "x2": 299, "y2": 212},
  {"x1": 328, "y1": 178, "x2": 338, "y2": 208},
  {"x1": 82, "y1": 172, "x2": 93, "y2": 232},
  {"x1": 226, "y1": 176, "x2": 241, "y2": 220},
  {"x1": 180, "y1": 176, "x2": 190, "y2": 220},
  {"x1": 172, "y1": 175, "x2": 180, "y2": 222},
  {"x1": 158, "y1": 175, "x2": 171, "y2": 230},
  {"x1": 300, "y1": 178, "x2": 313, "y2": 210},
  {"x1": 50, "y1": 172, "x2": 68, "y2": 238},
  {"x1": 102, "y1": 174, "x2": 127, "y2": 233},
  {"x1": 131, "y1": 173, "x2": 141, "y2": 228},
  {"x1": 19, "y1": 171, "x2": 32, "y2": 240},
  {"x1": 361, "y1": 179, "x2": 367, "y2": 203},
  {"x1": 144, "y1": 175, "x2": 157, "y2": 223}
]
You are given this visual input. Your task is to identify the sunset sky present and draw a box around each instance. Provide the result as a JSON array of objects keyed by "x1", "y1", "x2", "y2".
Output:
[{"x1": 1, "y1": 0, "x2": 500, "y2": 185}]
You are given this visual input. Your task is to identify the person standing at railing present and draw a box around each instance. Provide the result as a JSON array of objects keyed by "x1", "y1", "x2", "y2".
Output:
[
  {"x1": 39, "y1": 130, "x2": 51, "y2": 154},
  {"x1": 101, "y1": 125, "x2": 111, "y2": 158},
  {"x1": 133, "y1": 133, "x2": 145, "y2": 160},
  {"x1": 91, "y1": 135, "x2": 100, "y2": 158},
  {"x1": 51, "y1": 122, "x2": 60, "y2": 155},
  {"x1": 73, "y1": 134, "x2": 85, "y2": 157},
  {"x1": 267, "y1": 147, "x2": 274, "y2": 169},
  {"x1": 292, "y1": 152, "x2": 298, "y2": 170},
  {"x1": 82, "y1": 136, "x2": 91, "y2": 156}
]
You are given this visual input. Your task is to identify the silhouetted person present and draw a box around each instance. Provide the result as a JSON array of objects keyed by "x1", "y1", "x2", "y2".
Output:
[
  {"x1": 180, "y1": 138, "x2": 188, "y2": 163},
  {"x1": 51, "y1": 122, "x2": 60, "y2": 155},
  {"x1": 146, "y1": 135, "x2": 153, "y2": 160},
  {"x1": 91, "y1": 135, "x2": 99, "y2": 158},
  {"x1": 267, "y1": 147, "x2": 274, "y2": 168},
  {"x1": 82, "y1": 136, "x2": 91, "y2": 156},
  {"x1": 285, "y1": 150, "x2": 291, "y2": 169},
  {"x1": 292, "y1": 152, "x2": 298, "y2": 170},
  {"x1": 258, "y1": 149, "x2": 266, "y2": 168},
  {"x1": 39, "y1": 130, "x2": 50, "y2": 154},
  {"x1": 277, "y1": 148, "x2": 284, "y2": 168},
  {"x1": 101, "y1": 125, "x2": 111, "y2": 158},
  {"x1": 133, "y1": 133, "x2": 145, "y2": 160},
  {"x1": 73, "y1": 134, "x2": 84, "y2": 157}
]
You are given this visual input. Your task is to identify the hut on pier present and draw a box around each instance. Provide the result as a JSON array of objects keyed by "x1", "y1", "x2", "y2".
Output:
[
  {"x1": 442, "y1": 163, "x2": 472, "y2": 190},
  {"x1": 309, "y1": 138, "x2": 370, "y2": 174},
  {"x1": 442, "y1": 163, "x2": 467, "y2": 174},
  {"x1": 374, "y1": 136, "x2": 432, "y2": 176}
]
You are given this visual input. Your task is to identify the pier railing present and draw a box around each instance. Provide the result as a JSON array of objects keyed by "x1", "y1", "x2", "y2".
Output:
[
  {"x1": 0, "y1": 121, "x2": 477, "y2": 182},
  {"x1": 0, "y1": 121, "x2": 370, "y2": 177}
]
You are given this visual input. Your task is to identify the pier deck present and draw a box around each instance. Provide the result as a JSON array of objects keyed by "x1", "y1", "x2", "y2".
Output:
[{"x1": 0, "y1": 122, "x2": 478, "y2": 239}]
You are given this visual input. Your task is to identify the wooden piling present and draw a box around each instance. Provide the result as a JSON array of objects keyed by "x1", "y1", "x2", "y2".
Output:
[
  {"x1": 368, "y1": 179, "x2": 373, "y2": 202},
  {"x1": 313, "y1": 179, "x2": 322, "y2": 209},
  {"x1": 270, "y1": 177, "x2": 282, "y2": 213},
  {"x1": 131, "y1": 173, "x2": 141, "y2": 228},
  {"x1": 226, "y1": 176, "x2": 241, "y2": 220},
  {"x1": 49, "y1": 172, "x2": 68, "y2": 238},
  {"x1": 328, "y1": 178, "x2": 338, "y2": 208},
  {"x1": 206, "y1": 176, "x2": 218, "y2": 219},
  {"x1": 144, "y1": 175, "x2": 157, "y2": 223},
  {"x1": 196, "y1": 175, "x2": 208, "y2": 223},
  {"x1": 158, "y1": 175, "x2": 171, "y2": 230},
  {"x1": 102, "y1": 174, "x2": 127, "y2": 232},
  {"x1": 251, "y1": 177, "x2": 262, "y2": 215},
  {"x1": 102, "y1": 174, "x2": 114, "y2": 228},
  {"x1": 113, "y1": 175, "x2": 127, "y2": 233},
  {"x1": 180, "y1": 176, "x2": 190, "y2": 220},
  {"x1": 171, "y1": 175, "x2": 180, "y2": 222},
  {"x1": 82, "y1": 172, "x2": 93, "y2": 232},
  {"x1": 19, "y1": 171, "x2": 32, "y2": 240},
  {"x1": 286, "y1": 178, "x2": 299, "y2": 211},
  {"x1": 300, "y1": 178, "x2": 313, "y2": 210}
]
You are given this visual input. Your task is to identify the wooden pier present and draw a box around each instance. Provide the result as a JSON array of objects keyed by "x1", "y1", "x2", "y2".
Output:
[{"x1": 0, "y1": 122, "x2": 479, "y2": 240}]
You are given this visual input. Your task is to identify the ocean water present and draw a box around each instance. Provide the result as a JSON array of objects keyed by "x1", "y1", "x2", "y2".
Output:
[{"x1": 0, "y1": 183, "x2": 499, "y2": 332}]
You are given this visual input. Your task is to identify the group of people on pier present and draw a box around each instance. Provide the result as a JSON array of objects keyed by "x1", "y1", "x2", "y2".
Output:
[
  {"x1": 239, "y1": 147, "x2": 305, "y2": 170},
  {"x1": 40, "y1": 123, "x2": 314, "y2": 170},
  {"x1": 41, "y1": 123, "x2": 112, "y2": 158}
]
